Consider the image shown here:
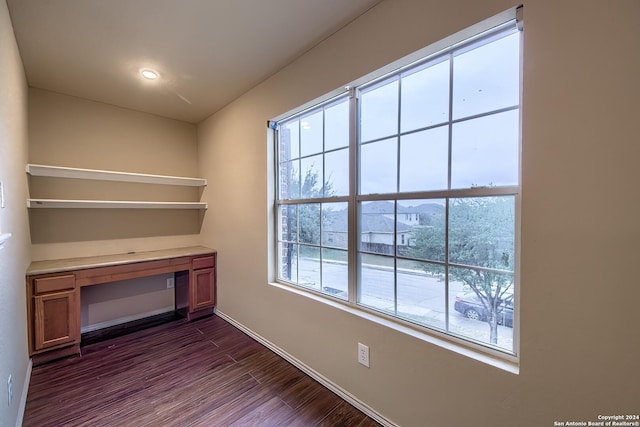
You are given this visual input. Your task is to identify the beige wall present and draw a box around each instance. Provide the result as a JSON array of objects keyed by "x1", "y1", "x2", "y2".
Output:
[
  {"x1": 28, "y1": 88, "x2": 199, "y2": 175},
  {"x1": 81, "y1": 273, "x2": 174, "y2": 331},
  {"x1": 197, "y1": 0, "x2": 640, "y2": 426},
  {"x1": 28, "y1": 88, "x2": 203, "y2": 258},
  {"x1": 27, "y1": 89, "x2": 202, "y2": 334},
  {"x1": 0, "y1": 1, "x2": 30, "y2": 425}
]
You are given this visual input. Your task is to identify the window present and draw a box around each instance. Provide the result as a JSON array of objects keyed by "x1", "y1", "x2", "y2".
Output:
[
  {"x1": 277, "y1": 97, "x2": 350, "y2": 299},
  {"x1": 275, "y1": 17, "x2": 521, "y2": 355}
]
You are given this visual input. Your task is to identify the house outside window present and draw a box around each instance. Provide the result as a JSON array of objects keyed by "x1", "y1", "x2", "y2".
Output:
[{"x1": 274, "y1": 15, "x2": 521, "y2": 355}]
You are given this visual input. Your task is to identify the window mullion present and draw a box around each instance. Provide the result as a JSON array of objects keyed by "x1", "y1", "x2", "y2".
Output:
[
  {"x1": 296, "y1": 205, "x2": 300, "y2": 284},
  {"x1": 348, "y1": 87, "x2": 358, "y2": 304},
  {"x1": 394, "y1": 202, "x2": 399, "y2": 316},
  {"x1": 394, "y1": 77, "x2": 402, "y2": 315},
  {"x1": 319, "y1": 203, "x2": 323, "y2": 293},
  {"x1": 445, "y1": 51, "x2": 455, "y2": 334}
]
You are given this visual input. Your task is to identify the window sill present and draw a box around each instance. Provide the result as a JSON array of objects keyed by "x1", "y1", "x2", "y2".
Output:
[{"x1": 268, "y1": 280, "x2": 519, "y2": 374}]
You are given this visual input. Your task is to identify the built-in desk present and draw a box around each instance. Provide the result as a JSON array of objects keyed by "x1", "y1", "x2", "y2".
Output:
[{"x1": 26, "y1": 246, "x2": 217, "y2": 364}]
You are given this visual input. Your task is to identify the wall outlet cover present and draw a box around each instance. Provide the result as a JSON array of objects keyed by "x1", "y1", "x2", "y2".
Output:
[{"x1": 358, "y1": 342, "x2": 370, "y2": 368}]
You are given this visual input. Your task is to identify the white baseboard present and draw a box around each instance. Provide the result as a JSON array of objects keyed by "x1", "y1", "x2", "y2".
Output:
[
  {"x1": 215, "y1": 310, "x2": 395, "y2": 427},
  {"x1": 16, "y1": 359, "x2": 32, "y2": 427},
  {"x1": 80, "y1": 306, "x2": 175, "y2": 333}
]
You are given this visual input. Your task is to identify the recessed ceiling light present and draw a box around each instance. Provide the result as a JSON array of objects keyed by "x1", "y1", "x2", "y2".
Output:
[{"x1": 140, "y1": 69, "x2": 159, "y2": 80}]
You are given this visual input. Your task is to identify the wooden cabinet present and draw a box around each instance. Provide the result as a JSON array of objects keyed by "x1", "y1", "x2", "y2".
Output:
[
  {"x1": 191, "y1": 255, "x2": 216, "y2": 311},
  {"x1": 29, "y1": 274, "x2": 80, "y2": 352},
  {"x1": 26, "y1": 247, "x2": 216, "y2": 363},
  {"x1": 34, "y1": 291, "x2": 79, "y2": 350},
  {"x1": 192, "y1": 268, "x2": 215, "y2": 310}
]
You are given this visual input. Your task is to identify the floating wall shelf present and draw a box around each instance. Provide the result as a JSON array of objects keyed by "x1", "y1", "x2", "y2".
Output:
[
  {"x1": 26, "y1": 164, "x2": 207, "y2": 187},
  {"x1": 27, "y1": 199, "x2": 208, "y2": 210}
]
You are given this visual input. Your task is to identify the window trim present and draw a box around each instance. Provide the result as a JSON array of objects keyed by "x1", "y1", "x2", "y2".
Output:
[{"x1": 270, "y1": 6, "x2": 523, "y2": 368}]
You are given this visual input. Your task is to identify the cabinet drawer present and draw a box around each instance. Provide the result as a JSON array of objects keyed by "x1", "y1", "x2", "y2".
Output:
[
  {"x1": 33, "y1": 275, "x2": 76, "y2": 294},
  {"x1": 192, "y1": 256, "x2": 215, "y2": 270}
]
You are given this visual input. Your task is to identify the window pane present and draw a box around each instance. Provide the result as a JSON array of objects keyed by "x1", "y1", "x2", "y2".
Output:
[
  {"x1": 398, "y1": 199, "x2": 445, "y2": 262},
  {"x1": 279, "y1": 205, "x2": 298, "y2": 243},
  {"x1": 449, "y1": 196, "x2": 515, "y2": 271},
  {"x1": 449, "y1": 267, "x2": 514, "y2": 351},
  {"x1": 299, "y1": 245, "x2": 320, "y2": 290},
  {"x1": 401, "y1": 59, "x2": 450, "y2": 132},
  {"x1": 360, "y1": 201, "x2": 395, "y2": 255},
  {"x1": 325, "y1": 99, "x2": 349, "y2": 151},
  {"x1": 275, "y1": 24, "x2": 520, "y2": 356},
  {"x1": 300, "y1": 155, "x2": 323, "y2": 198},
  {"x1": 453, "y1": 32, "x2": 520, "y2": 119},
  {"x1": 280, "y1": 120, "x2": 299, "y2": 160},
  {"x1": 397, "y1": 260, "x2": 445, "y2": 329},
  {"x1": 299, "y1": 203, "x2": 320, "y2": 245},
  {"x1": 451, "y1": 109, "x2": 519, "y2": 189},
  {"x1": 359, "y1": 253, "x2": 394, "y2": 313},
  {"x1": 360, "y1": 79, "x2": 399, "y2": 142},
  {"x1": 360, "y1": 138, "x2": 398, "y2": 195},
  {"x1": 325, "y1": 148, "x2": 349, "y2": 197},
  {"x1": 322, "y1": 248, "x2": 348, "y2": 300},
  {"x1": 399, "y1": 126, "x2": 448, "y2": 192},
  {"x1": 278, "y1": 242, "x2": 298, "y2": 283},
  {"x1": 279, "y1": 160, "x2": 300, "y2": 199},
  {"x1": 300, "y1": 111, "x2": 323, "y2": 157},
  {"x1": 322, "y1": 202, "x2": 347, "y2": 249}
]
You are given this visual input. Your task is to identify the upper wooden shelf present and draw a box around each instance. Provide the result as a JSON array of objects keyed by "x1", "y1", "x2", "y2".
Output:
[
  {"x1": 27, "y1": 199, "x2": 208, "y2": 210},
  {"x1": 26, "y1": 164, "x2": 207, "y2": 187}
]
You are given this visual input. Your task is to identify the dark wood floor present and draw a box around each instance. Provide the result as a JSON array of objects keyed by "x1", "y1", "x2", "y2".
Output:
[{"x1": 24, "y1": 315, "x2": 381, "y2": 426}]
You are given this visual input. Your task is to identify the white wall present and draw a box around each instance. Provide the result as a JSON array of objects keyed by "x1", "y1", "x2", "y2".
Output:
[
  {"x1": 197, "y1": 0, "x2": 640, "y2": 425},
  {"x1": 0, "y1": 1, "x2": 31, "y2": 426}
]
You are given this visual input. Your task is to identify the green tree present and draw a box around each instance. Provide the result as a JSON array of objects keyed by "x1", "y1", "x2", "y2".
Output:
[
  {"x1": 410, "y1": 196, "x2": 515, "y2": 345},
  {"x1": 297, "y1": 166, "x2": 335, "y2": 245},
  {"x1": 283, "y1": 166, "x2": 334, "y2": 278},
  {"x1": 298, "y1": 167, "x2": 322, "y2": 245}
]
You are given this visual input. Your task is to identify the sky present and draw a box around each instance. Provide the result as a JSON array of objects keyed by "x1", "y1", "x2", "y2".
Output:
[{"x1": 279, "y1": 30, "x2": 520, "y2": 200}]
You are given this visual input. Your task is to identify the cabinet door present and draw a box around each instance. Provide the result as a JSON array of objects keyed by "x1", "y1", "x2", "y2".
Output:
[
  {"x1": 191, "y1": 268, "x2": 215, "y2": 311},
  {"x1": 34, "y1": 290, "x2": 79, "y2": 351}
]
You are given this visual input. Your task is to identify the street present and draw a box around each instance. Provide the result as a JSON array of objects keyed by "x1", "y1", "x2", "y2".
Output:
[{"x1": 296, "y1": 256, "x2": 513, "y2": 352}]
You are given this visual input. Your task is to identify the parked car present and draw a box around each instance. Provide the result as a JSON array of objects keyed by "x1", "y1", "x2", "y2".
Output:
[{"x1": 454, "y1": 291, "x2": 514, "y2": 327}]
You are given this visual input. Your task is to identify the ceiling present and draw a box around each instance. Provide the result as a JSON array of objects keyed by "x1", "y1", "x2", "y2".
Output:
[{"x1": 7, "y1": 0, "x2": 381, "y2": 123}]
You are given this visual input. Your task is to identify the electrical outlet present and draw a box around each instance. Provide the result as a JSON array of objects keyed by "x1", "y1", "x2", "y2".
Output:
[
  {"x1": 166, "y1": 278, "x2": 174, "y2": 289},
  {"x1": 358, "y1": 343, "x2": 370, "y2": 368},
  {"x1": 7, "y1": 374, "x2": 12, "y2": 406}
]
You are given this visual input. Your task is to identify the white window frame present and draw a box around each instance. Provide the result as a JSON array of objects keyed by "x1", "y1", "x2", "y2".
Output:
[{"x1": 271, "y1": 7, "x2": 523, "y2": 368}]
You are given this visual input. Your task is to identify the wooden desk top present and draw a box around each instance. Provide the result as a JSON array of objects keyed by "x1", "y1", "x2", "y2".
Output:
[{"x1": 27, "y1": 246, "x2": 216, "y2": 276}]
